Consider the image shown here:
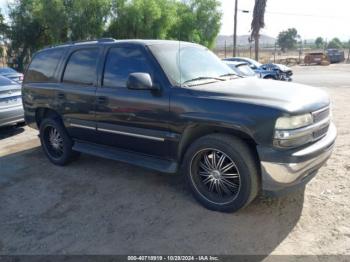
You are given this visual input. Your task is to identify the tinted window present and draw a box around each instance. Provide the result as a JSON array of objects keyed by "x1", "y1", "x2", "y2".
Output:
[
  {"x1": 103, "y1": 47, "x2": 152, "y2": 87},
  {"x1": 26, "y1": 49, "x2": 64, "y2": 83},
  {"x1": 236, "y1": 64, "x2": 256, "y2": 76},
  {"x1": 148, "y1": 44, "x2": 233, "y2": 85},
  {"x1": 63, "y1": 48, "x2": 99, "y2": 85}
]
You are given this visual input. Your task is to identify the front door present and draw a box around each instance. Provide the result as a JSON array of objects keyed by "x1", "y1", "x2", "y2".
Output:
[{"x1": 95, "y1": 44, "x2": 171, "y2": 158}]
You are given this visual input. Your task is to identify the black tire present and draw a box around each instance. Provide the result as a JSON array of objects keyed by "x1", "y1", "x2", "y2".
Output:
[
  {"x1": 39, "y1": 118, "x2": 77, "y2": 166},
  {"x1": 16, "y1": 121, "x2": 26, "y2": 127},
  {"x1": 182, "y1": 134, "x2": 259, "y2": 212},
  {"x1": 264, "y1": 75, "x2": 275, "y2": 80}
]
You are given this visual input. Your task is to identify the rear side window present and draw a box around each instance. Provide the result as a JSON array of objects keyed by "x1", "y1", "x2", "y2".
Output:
[
  {"x1": 103, "y1": 46, "x2": 153, "y2": 88},
  {"x1": 63, "y1": 48, "x2": 99, "y2": 86},
  {"x1": 25, "y1": 49, "x2": 64, "y2": 83}
]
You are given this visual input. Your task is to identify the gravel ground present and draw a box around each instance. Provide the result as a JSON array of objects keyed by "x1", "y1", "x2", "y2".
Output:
[{"x1": 0, "y1": 64, "x2": 349, "y2": 255}]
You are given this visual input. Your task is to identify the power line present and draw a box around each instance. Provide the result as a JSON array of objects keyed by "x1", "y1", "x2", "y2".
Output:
[{"x1": 238, "y1": 9, "x2": 349, "y2": 19}]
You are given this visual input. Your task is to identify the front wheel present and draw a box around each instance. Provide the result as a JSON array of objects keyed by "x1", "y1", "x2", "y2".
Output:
[
  {"x1": 264, "y1": 75, "x2": 276, "y2": 80},
  {"x1": 39, "y1": 118, "x2": 77, "y2": 166},
  {"x1": 182, "y1": 134, "x2": 259, "y2": 212}
]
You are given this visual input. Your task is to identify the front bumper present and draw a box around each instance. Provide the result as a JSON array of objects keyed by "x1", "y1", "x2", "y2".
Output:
[
  {"x1": 0, "y1": 105, "x2": 24, "y2": 127},
  {"x1": 257, "y1": 123, "x2": 336, "y2": 195}
]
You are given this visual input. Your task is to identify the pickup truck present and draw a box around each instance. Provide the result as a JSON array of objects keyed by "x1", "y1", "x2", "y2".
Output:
[{"x1": 22, "y1": 39, "x2": 336, "y2": 212}]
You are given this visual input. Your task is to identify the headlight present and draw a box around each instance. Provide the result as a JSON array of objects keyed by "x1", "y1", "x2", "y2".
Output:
[
  {"x1": 275, "y1": 113, "x2": 313, "y2": 130},
  {"x1": 274, "y1": 113, "x2": 314, "y2": 148}
]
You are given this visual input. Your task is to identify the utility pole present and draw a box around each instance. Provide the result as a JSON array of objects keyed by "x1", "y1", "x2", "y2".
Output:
[
  {"x1": 298, "y1": 39, "x2": 303, "y2": 64},
  {"x1": 233, "y1": 0, "x2": 238, "y2": 57},
  {"x1": 225, "y1": 40, "x2": 226, "y2": 58}
]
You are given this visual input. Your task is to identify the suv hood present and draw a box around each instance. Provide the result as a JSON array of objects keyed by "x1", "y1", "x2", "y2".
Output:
[
  {"x1": 273, "y1": 64, "x2": 292, "y2": 72},
  {"x1": 188, "y1": 78, "x2": 329, "y2": 113}
]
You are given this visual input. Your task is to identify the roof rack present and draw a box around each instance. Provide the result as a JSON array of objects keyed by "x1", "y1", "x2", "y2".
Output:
[
  {"x1": 97, "y1": 38, "x2": 117, "y2": 43},
  {"x1": 45, "y1": 38, "x2": 117, "y2": 49}
]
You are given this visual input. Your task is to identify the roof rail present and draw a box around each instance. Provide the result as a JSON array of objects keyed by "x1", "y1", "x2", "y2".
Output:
[
  {"x1": 45, "y1": 38, "x2": 117, "y2": 49},
  {"x1": 98, "y1": 38, "x2": 117, "y2": 42}
]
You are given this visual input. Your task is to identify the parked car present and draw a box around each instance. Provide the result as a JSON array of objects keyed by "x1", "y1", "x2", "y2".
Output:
[
  {"x1": 223, "y1": 60, "x2": 257, "y2": 77},
  {"x1": 0, "y1": 75, "x2": 24, "y2": 127},
  {"x1": 23, "y1": 39, "x2": 336, "y2": 212},
  {"x1": 304, "y1": 52, "x2": 329, "y2": 65},
  {"x1": 223, "y1": 57, "x2": 293, "y2": 81},
  {"x1": 0, "y1": 67, "x2": 24, "y2": 83}
]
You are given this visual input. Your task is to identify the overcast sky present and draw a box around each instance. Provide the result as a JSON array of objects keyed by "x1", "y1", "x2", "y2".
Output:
[
  {"x1": 220, "y1": 0, "x2": 350, "y2": 41},
  {"x1": 0, "y1": 0, "x2": 349, "y2": 41}
]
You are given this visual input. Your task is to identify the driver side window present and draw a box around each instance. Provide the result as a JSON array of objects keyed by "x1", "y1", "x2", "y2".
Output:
[{"x1": 103, "y1": 46, "x2": 153, "y2": 88}]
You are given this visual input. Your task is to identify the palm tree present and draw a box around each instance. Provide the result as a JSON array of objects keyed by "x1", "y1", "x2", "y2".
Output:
[
  {"x1": 250, "y1": 0, "x2": 267, "y2": 61},
  {"x1": 347, "y1": 40, "x2": 350, "y2": 62}
]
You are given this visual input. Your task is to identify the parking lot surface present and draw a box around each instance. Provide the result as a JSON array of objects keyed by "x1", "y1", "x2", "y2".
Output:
[{"x1": 0, "y1": 64, "x2": 349, "y2": 255}]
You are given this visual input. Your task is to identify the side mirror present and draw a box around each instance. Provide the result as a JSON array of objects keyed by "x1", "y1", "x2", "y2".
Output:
[
  {"x1": 250, "y1": 65, "x2": 256, "y2": 70},
  {"x1": 127, "y1": 73, "x2": 158, "y2": 91}
]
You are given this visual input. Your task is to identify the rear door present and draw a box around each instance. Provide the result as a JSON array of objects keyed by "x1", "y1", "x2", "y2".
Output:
[
  {"x1": 22, "y1": 48, "x2": 66, "y2": 128},
  {"x1": 57, "y1": 47, "x2": 101, "y2": 142}
]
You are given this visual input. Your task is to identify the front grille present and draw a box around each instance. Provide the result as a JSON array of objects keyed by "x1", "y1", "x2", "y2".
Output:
[
  {"x1": 312, "y1": 107, "x2": 329, "y2": 123},
  {"x1": 313, "y1": 124, "x2": 329, "y2": 140},
  {"x1": 312, "y1": 106, "x2": 330, "y2": 141}
]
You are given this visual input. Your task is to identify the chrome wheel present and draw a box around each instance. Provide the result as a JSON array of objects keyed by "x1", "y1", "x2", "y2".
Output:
[
  {"x1": 44, "y1": 126, "x2": 64, "y2": 158},
  {"x1": 190, "y1": 148, "x2": 241, "y2": 205}
]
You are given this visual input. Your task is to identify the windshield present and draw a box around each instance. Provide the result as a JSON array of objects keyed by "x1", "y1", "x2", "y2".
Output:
[
  {"x1": 149, "y1": 43, "x2": 236, "y2": 86},
  {"x1": 226, "y1": 64, "x2": 241, "y2": 75},
  {"x1": 236, "y1": 64, "x2": 256, "y2": 76},
  {"x1": 242, "y1": 58, "x2": 262, "y2": 68}
]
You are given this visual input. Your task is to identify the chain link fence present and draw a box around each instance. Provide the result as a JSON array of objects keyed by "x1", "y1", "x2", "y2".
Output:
[{"x1": 213, "y1": 43, "x2": 350, "y2": 65}]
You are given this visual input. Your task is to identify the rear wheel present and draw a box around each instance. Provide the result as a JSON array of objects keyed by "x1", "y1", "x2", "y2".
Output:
[
  {"x1": 39, "y1": 118, "x2": 78, "y2": 165},
  {"x1": 182, "y1": 134, "x2": 259, "y2": 212}
]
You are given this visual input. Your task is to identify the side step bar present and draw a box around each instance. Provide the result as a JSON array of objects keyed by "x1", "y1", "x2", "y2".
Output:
[{"x1": 73, "y1": 141, "x2": 178, "y2": 174}]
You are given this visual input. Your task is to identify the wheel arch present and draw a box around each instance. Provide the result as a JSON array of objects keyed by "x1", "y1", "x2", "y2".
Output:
[
  {"x1": 263, "y1": 74, "x2": 276, "y2": 79},
  {"x1": 178, "y1": 124, "x2": 259, "y2": 164},
  {"x1": 35, "y1": 107, "x2": 62, "y2": 128}
]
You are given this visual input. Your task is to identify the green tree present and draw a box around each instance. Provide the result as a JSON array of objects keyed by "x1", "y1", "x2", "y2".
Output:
[
  {"x1": 0, "y1": 8, "x2": 8, "y2": 63},
  {"x1": 8, "y1": 0, "x2": 45, "y2": 71},
  {"x1": 65, "y1": 0, "x2": 112, "y2": 41},
  {"x1": 0, "y1": 8, "x2": 8, "y2": 35},
  {"x1": 327, "y1": 37, "x2": 343, "y2": 49},
  {"x1": 7, "y1": 0, "x2": 222, "y2": 71},
  {"x1": 171, "y1": 0, "x2": 222, "y2": 48},
  {"x1": 277, "y1": 28, "x2": 298, "y2": 52},
  {"x1": 315, "y1": 37, "x2": 324, "y2": 48},
  {"x1": 7, "y1": 0, "x2": 112, "y2": 71},
  {"x1": 106, "y1": 0, "x2": 177, "y2": 39},
  {"x1": 106, "y1": 0, "x2": 222, "y2": 48}
]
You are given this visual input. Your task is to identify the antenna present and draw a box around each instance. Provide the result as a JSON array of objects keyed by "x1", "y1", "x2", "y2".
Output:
[
  {"x1": 179, "y1": 39, "x2": 182, "y2": 87},
  {"x1": 178, "y1": 30, "x2": 182, "y2": 87}
]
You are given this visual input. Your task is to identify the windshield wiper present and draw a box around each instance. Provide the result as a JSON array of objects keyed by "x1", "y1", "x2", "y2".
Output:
[
  {"x1": 219, "y1": 73, "x2": 242, "y2": 78},
  {"x1": 182, "y1": 76, "x2": 225, "y2": 85}
]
